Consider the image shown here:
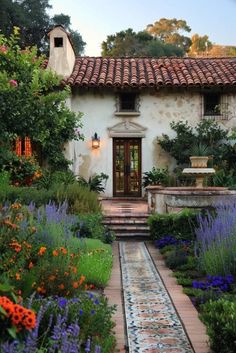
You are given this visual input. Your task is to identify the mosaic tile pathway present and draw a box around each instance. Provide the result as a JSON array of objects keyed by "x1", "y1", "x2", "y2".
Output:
[{"x1": 120, "y1": 241, "x2": 194, "y2": 353}]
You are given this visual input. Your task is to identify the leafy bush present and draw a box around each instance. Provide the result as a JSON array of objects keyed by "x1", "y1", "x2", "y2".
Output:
[
  {"x1": 148, "y1": 209, "x2": 199, "y2": 240},
  {"x1": 200, "y1": 298, "x2": 236, "y2": 353},
  {"x1": 142, "y1": 167, "x2": 170, "y2": 187},
  {"x1": 0, "y1": 185, "x2": 56, "y2": 206},
  {"x1": 78, "y1": 173, "x2": 109, "y2": 193},
  {"x1": 158, "y1": 119, "x2": 229, "y2": 166},
  {"x1": 0, "y1": 183, "x2": 101, "y2": 213},
  {"x1": 56, "y1": 183, "x2": 101, "y2": 214},
  {"x1": 73, "y1": 213, "x2": 115, "y2": 244},
  {"x1": 34, "y1": 169, "x2": 76, "y2": 189},
  {"x1": 195, "y1": 205, "x2": 236, "y2": 276},
  {"x1": 165, "y1": 248, "x2": 189, "y2": 269}
]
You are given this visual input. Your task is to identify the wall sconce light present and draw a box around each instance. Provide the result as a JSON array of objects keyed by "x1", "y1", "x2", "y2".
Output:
[{"x1": 92, "y1": 132, "x2": 100, "y2": 149}]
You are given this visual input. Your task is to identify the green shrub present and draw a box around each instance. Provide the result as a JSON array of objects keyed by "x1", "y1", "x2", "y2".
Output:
[
  {"x1": 165, "y1": 248, "x2": 188, "y2": 270},
  {"x1": 200, "y1": 298, "x2": 236, "y2": 353},
  {"x1": 56, "y1": 183, "x2": 101, "y2": 214},
  {"x1": 148, "y1": 209, "x2": 198, "y2": 240},
  {"x1": 176, "y1": 277, "x2": 193, "y2": 286},
  {"x1": 78, "y1": 173, "x2": 109, "y2": 193},
  {"x1": 0, "y1": 185, "x2": 56, "y2": 206},
  {"x1": 0, "y1": 182, "x2": 101, "y2": 213},
  {"x1": 142, "y1": 167, "x2": 170, "y2": 187},
  {"x1": 73, "y1": 213, "x2": 115, "y2": 244}
]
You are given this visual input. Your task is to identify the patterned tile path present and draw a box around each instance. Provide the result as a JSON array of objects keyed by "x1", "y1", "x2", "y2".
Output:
[{"x1": 120, "y1": 241, "x2": 194, "y2": 353}]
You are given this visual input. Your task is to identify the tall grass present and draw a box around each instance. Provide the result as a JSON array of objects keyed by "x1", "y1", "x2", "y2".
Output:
[{"x1": 195, "y1": 204, "x2": 236, "y2": 275}]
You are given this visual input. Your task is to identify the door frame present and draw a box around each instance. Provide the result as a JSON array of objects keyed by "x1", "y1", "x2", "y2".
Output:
[{"x1": 113, "y1": 137, "x2": 142, "y2": 197}]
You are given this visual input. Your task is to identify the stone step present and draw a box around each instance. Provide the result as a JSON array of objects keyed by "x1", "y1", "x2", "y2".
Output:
[
  {"x1": 103, "y1": 218, "x2": 148, "y2": 225},
  {"x1": 109, "y1": 224, "x2": 149, "y2": 232},
  {"x1": 115, "y1": 232, "x2": 150, "y2": 239},
  {"x1": 103, "y1": 213, "x2": 149, "y2": 218}
]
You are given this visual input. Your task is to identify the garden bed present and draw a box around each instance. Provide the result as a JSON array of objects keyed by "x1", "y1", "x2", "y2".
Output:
[{"x1": 149, "y1": 206, "x2": 236, "y2": 353}]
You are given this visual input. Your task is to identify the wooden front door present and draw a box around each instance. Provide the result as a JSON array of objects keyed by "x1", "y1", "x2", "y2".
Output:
[{"x1": 113, "y1": 138, "x2": 141, "y2": 197}]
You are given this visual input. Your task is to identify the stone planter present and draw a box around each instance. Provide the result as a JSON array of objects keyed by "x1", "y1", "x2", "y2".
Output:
[{"x1": 190, "y1": 156, "x2": 209, "y2": 168}]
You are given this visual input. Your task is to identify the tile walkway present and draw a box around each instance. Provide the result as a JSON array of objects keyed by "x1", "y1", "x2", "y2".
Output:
[
  {"x1": 120, "y1": 241, "x2": 194, "y2": 353},
  {"x1": 103, "y1": 200, "x2": 210, "y2": 353}
]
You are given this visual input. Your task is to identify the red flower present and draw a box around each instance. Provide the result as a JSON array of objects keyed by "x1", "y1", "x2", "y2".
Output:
[{"x1": 9, "y1": 79, "x2": 18, "y2": 87}]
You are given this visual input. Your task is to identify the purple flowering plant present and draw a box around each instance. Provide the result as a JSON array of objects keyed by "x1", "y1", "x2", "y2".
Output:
[
  {"x1": 192, "y1": 274, "x2": 234, "y2": 292},
  {"x1": 195, "y1": 204, "x2": 236, "y2": 276}
]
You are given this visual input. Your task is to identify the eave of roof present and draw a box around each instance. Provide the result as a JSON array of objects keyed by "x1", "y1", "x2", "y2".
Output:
[{"x1": 61, "y1": 56, "x2": 236, "y2": 88}]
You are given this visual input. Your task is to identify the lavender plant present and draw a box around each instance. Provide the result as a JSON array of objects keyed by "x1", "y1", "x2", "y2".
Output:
[{"x1": 195, "y1": 204, "x2": 236, "y2": 275}]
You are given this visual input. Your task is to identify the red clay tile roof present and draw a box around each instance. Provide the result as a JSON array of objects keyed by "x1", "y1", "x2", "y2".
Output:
[{"x1": 62, "y1": 57, "x2": 236, "y2": 88}]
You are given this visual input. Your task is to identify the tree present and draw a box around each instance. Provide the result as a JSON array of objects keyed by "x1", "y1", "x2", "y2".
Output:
[
  {"x1": 158, "y1": 119, "x2": 230, "y2": 167},
  {"x1": 52, "y1": 14, "x2": 86, "y2": 55},
  {"x1": 0, "y1": 1, "x2": 85, "y2": 54},
  {"x1": 189, "y1": 34, "x2": 212, "y2": 56},
  {"x1": 101, "y1": 28, "x2": 184, "y2": 57},
  {"x1": 0, "y1": 28, "x2": 83, "y2": 170},
  {"x1": 146, "y1": 18, "x2": 192, "y2": 52}
]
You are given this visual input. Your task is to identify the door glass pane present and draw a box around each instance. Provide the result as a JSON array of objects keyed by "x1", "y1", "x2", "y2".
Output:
[
  {"x1": 129, "y1": 142, "x2": 139, "y2": 192},
  {"x1": 115, "y1": 143, "x2": 125, "y2": 193}
]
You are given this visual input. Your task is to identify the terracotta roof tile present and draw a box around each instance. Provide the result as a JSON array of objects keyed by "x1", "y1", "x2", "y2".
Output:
[{"x1": 62, "y1": 57, "x2": 236, "y2": 88}]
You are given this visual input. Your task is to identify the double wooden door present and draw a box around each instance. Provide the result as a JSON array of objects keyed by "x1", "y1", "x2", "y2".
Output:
[{"x1": 113, "y1": 138, "x2": 141, "y2": 197}]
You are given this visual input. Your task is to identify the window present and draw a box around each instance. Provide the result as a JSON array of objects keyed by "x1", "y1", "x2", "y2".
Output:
[
  {"x1": 204, "y1": 93, "x2": 221, "y2": 116},
  {"x1": 15, "y1": 137, "x2": 32, "y2": 156},
  {"x1": 119, "y1": 93, "x2": 137, "y2": 111},
  {"x1": 202, "y1": 93, "x2": 229, "y2": 120},
  {"x1": 115, "y1": 92, "x2": 140, "y2": 116},
  {"x1": 54, "y1": 37, "x2": 63, "y2": 47}
]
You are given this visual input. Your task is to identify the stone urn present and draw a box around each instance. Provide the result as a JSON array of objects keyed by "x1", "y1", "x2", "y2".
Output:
[{"x1": 190, "y1": 156, "x2": 209, "y2": 168}]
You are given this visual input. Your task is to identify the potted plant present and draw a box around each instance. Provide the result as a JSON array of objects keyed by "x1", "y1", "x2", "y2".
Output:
[{"x1": 189, "y1": 143, "x2": 212, "y2": 168}]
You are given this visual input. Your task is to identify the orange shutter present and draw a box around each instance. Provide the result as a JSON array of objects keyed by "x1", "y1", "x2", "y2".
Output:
[
  {"x1": 15, "y1": 137, "x2": 22, "y2": 156},
  {"x1": 24, "y1": 137, "x2": 32, "y2": 156}
]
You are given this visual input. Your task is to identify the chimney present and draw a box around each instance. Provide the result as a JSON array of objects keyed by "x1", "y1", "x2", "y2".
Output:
[{"x1": 47, "y1": 25, "x2": 75, "y2": 78}]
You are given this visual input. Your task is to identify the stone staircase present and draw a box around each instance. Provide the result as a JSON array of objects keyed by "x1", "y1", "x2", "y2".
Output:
[{"x1": 102, "y1": 199, "x2": 150, "y2": 239}]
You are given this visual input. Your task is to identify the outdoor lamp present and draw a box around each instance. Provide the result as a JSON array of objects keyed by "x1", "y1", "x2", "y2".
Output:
[{"x1": 92, "y1": 132, "x2": 100, "y2": 149}]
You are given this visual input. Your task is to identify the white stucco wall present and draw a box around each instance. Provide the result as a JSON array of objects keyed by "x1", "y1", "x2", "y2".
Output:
[{"x1": 65, "y1": 89, "x2": 236, "y2": 197}]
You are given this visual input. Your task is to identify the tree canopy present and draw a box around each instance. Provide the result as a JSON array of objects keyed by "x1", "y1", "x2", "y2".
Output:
[
  {"x1": 146, "y1": 18, "x2": 192, "y2": 52},
  {"x1": 0, "y1": 28, "x2": 83, "y2": 170},
  {"x1": 188, "y1": 34, "x2": 212, "y2": 56},
  {"x1": 101, "y1": 28, "x2": 184, "y2": 57},
  {"x1": 0, "y1": 0, "x2": 86, "y2": 54}
]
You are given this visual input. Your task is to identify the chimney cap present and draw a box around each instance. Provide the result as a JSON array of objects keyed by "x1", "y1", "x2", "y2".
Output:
[{"x1": 47, "y1": 25, "x2": 76, "y2": 55}]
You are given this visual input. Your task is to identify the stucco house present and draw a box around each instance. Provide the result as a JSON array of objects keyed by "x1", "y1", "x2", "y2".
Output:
[{"x1": 47, "y1": 26, "x2": 236, "y2": 197}]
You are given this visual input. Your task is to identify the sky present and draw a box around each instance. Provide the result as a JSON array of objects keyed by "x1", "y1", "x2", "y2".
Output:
[{"x1": 49, "y1": 0, "x2": 236, "y2": 56}]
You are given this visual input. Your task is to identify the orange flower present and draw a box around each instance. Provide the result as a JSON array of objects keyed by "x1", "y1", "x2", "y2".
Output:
[
  {"x1": 15, "y1": 273, "x2": 21, "y2": 280},
  {"x1": 52, "y1": 250, "x2": 59, "y2": 256},
  {"x1": 58, "y1": 283, "x2": 65, "y2": 290},
  {"x1": 10, "y1": 241, "x2": 22, "y2": 253},
  {"x1": 79, "y1": 275, "x2": 86, "y2": 286},
  {"x1": 22, "y1": 309, "x2": 36, "y2": 330},
  {"x1": 64, "y1": 271, "x2": 69, "y2": 277},
  {"x1": 49, "y1": 275, "x2": 56, "y2": 281},
  {"x1": 38, "y1": 246, "x2": 46, "y2": 256},
  {"x1": 71, "y1": 266, "x2": 77, "y2": 274},
  {"x1": 11, "y1": 203, "x2": 22, "y2": 209},
  {"x1": 72, "y1": 281, "x2": 79, "y2": 289},
  {"x1": 60, "y1": 247, "x2": 67, "y2": 255},
  {"x1": 37, "y1": 287, "x2": 46, "y2": 295},
  {"x1": 23, "y1": 241, "x2": 32, "y2": 249},
  {"x1": 28, "y1": 262, "x2": 34, "y2": 269}
]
